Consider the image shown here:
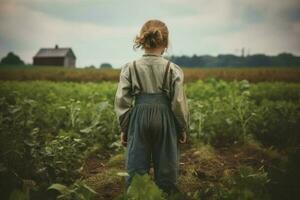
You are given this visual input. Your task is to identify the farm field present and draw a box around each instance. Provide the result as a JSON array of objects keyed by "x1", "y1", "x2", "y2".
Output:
[
  {"x1": 0, "y1": 77, "x2": 300, "y2": 199},
  {"x1": 0, "y1": 66, "x2": 300, "y2": 82}
]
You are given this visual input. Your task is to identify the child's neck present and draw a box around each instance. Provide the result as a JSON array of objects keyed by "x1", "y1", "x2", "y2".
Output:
[{"x1": 144, "y1": 47, "x2": 165, "y2": 56}]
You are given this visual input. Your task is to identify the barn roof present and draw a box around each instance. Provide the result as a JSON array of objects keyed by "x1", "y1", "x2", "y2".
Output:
[{"x1": 34, "y1": 46, "x2": 76, "y2": 58}]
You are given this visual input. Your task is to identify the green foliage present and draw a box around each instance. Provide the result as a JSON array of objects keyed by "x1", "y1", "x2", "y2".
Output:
[
  {"x1": 107, "y1": 154, "x2": 125, "y2": 167},
  {"x1": 0, "y1": 52, "x2": 25, "y2": 65},
  {"x1": 9, "y1": 189, "x2": 30, "y2": 200},
  {"x1": 100, "y1": 63, "x2": 113, "y2": 69},
  {"x1": 188, "y1": 165, "x2": 271, "y2": 200},
  {"x1": 187, "y1": 78, "x2": 300, "y2": 148},
  {"x1": 33, "y1": 131, "x2": 87, "y2": 183},
  {"x1": 5, "y1": 176, "x2": 35, "y2": 200},
  {"x1": 48, "y1": 181, "x2": 97, "y2": 200},
  {"x1": 188, "y1": 79, "x2": 256, "y2": 146},
  {"x1": 250, "y1": 100, "x2": 300, "y2": 149},
  {"x1": 0, "y1": 79, "x2": 299, "y2": 199},
  {"x1": 249, "y1": 82, "x2": 300, "y2": 102},
  {"x1": 0, "y1": 81, "x2": 119, "y2": 198},
  {"x1": 219, "y1": 166, "x2": 270, "y2": 200},
  {"x1": 170, "y1": 53, "x2": 300, "y2": 67},
  {"x1": 127, "y1": 174, "x2": 165, "y2": 200}
]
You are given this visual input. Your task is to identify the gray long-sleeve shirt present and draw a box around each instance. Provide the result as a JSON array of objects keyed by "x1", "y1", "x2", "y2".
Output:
[{"x1": 114, "y1": 53, "x2": 189, "y2": 133}]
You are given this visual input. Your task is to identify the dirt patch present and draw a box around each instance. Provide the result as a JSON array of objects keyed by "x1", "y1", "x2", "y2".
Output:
[{"x1": 82, "y1": 143, "x2": 280, "y2": 200}]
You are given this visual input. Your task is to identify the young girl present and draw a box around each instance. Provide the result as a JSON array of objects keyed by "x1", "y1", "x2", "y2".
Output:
[{"x1": 114, "y1": 19, "x2": 189, "y2": 195}]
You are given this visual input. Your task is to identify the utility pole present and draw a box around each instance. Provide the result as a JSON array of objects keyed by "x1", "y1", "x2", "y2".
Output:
[{"x1": 241, "y1": 47, "x2": 245, "y2": 58}]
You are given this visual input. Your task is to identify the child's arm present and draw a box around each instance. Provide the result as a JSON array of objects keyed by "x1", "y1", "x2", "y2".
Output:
[
  {"x1": 171, "y1": 66, "x2": 189, "y2": 137},
  {"x1": 114, "y1": 63, "x2": 133, "y2": 137}
]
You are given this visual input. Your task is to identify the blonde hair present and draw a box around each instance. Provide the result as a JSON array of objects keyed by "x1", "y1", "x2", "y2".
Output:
[{"x1": 134, "y1": 19, "x2": 169, "y2": 50}]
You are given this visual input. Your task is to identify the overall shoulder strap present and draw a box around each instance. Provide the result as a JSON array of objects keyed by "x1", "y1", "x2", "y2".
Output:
[
  {"x1": 133, "y1": 61, "x2": 143, "y2": 91},
  {"x1": 161, "y1": 61, "x2": 170, "y2": 91},
  {"x1": 169, "y1": 67, "x2": 173, "y2": 96}
]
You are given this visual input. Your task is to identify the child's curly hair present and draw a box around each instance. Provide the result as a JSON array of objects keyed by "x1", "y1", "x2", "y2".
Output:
[{"x1": 134, "y1": 19, "x2": 169, "y2": 50}]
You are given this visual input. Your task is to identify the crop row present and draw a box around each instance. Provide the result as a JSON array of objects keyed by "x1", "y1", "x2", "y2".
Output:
[
  {"x1": 0, "y1": 66, "x2": 300, "y2": 82},
  {"x1": 0, "y1": 80, "x2": 299, "y2": 199}
]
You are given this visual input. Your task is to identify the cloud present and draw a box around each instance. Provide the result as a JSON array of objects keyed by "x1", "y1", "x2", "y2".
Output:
[
  {"x1": 164, "y1": 0, "x2": 300, "y2": 55},
  {"x1": 0, "y1": 0, "x2": 300, "y2": 67},
  {"x1": 0, "y1": 1, "x2": 138, "y2": 66}
]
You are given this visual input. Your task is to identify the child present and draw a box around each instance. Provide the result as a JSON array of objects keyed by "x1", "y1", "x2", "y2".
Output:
[{"x1": 114, "y1": 19, "x2": 189, "y2": 195}]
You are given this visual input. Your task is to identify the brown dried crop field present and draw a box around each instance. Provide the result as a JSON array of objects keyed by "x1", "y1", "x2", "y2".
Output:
[{"x1": 0, "y1": 66, "x2": 300, "y2": 82}]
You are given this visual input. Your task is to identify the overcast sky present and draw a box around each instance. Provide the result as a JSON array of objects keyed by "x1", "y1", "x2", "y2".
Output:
[{"x1": 1, "y1": 0, "x2": 300, "y2": 68}]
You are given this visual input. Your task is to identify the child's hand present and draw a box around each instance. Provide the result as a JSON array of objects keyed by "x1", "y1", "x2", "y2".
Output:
[
  {"x1": 120, "y1": 132, "x2": 127, "y2": 147},
  {"x1": 179, "y1": 131, "x2": 187, "y2": 144}
]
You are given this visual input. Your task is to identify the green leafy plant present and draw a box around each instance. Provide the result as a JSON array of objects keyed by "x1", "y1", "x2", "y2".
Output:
[
  {"x1": 219, "y1": 166, "x2": 270, "y2": 200},
  {"x1": 126, "y1": 174, "x2": 166, "y2": 200},
  {"x1": 1, "y1": 80, "x2": 299, "y2": 199},
  {"x1": 48, "y1": 181, "x2": 97, "y2": 200}
]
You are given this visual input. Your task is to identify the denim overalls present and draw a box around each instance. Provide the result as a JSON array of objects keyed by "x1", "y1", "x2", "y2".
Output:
[{"x1": 125, "y1": 60, "x2": 179, "y2": 194}]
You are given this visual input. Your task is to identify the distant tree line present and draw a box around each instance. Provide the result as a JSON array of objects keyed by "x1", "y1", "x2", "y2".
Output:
[
  {"x1": 169, "y1": 53, "x2": 300, "y2": 67},
  {"x1": 2, "y1": 51, "x2": 300, "y2": 68},
  {"x1": 84, "y1": 63, "x2": 112, "y2": 69},
  {"x1": 0, "y1": 52, "x2": 25, "y2": 65}
]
